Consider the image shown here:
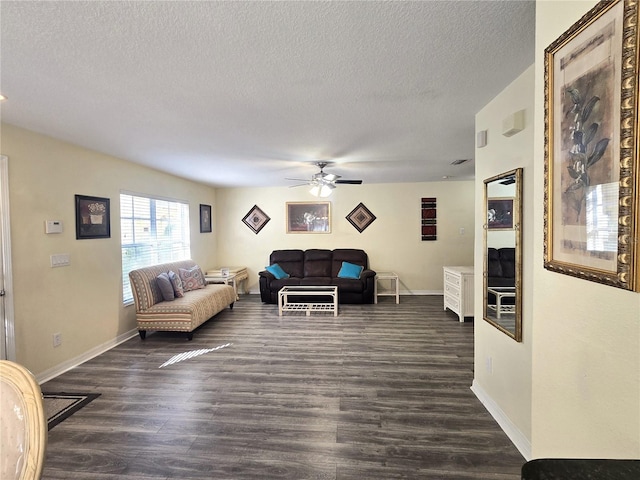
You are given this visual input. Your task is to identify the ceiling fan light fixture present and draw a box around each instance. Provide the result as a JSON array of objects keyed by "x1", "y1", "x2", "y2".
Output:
[{"x1": 309, "y1": 183, "x2": 334, "y2": 197}]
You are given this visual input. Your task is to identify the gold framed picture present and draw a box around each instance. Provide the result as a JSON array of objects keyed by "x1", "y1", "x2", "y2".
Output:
[
  {"x1": 544, "y1": 0, "x2": 639, "y2": 291},
  {"x1": 286, "y1": 202, "x2": 331, "y2": 234}
]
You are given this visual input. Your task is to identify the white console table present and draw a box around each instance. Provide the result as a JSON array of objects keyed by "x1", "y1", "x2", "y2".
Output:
[{"x1": 443, "y1": 266, "x2": 474, "y2": 322}]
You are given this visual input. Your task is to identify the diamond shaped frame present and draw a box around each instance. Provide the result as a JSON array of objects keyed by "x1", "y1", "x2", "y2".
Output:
[
  {"x1": 242, "y1": 205, "x2": 271, "y2": 234},
  {"x1": 346, "y1": 202, "x2": 376, "y2": 233}
]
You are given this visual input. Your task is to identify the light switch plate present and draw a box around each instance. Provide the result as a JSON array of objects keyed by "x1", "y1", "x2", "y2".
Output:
[{"x1": 50, "y1": 254, "x2": 70, "y2": 267}]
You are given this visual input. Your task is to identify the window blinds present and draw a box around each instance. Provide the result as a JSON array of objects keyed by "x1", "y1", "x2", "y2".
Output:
[{"x1": 120, "y1": 193, "x2": 190, "y2": 304}]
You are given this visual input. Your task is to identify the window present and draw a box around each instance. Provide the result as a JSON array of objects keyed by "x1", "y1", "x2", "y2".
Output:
[
  {"x1": 585, "y1": 182, "x2": 618, "y2": 253},
  {"x1": 120, "y1": 192, "x2": 190, "y2": 304}
]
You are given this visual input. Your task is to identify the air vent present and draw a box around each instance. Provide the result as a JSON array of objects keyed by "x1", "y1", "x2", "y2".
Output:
[{"x1": 450, "y1": 158, "x2": 469, "y2": 166}]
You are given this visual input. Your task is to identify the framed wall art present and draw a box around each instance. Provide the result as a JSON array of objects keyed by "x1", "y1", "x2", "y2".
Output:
[
  {"x1": 544, "y1": 0, "x2": 639, "y2": 291},
  {"x1": 421, "y1": 197, "x2": 437, "y2": 241},
  {"x1": 242, "y1": 205, "x2": 271, "y2": 234},
  {"x1": 346, "y1": 202, "x2": 376, "y2": 233},
  {"x1": 75, "y1": 194, "x2": 110, "y2": 239},
  {"x1": 286, "y1": 201, "x2": 331, "y2": 234},
  {"x1": 200, "y1": 204, "x2": 212, "y2": 233},
  {"x1": 487, "y1": 198, "x2": 514, "y2": 230}
]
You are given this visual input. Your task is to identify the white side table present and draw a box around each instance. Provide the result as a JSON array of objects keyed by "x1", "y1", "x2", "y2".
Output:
[
  {"x1": 206, "y1": 267, "x2": 248, "y2": 294},
  {"x1": 205, "y1": 273, "x2": 238, "y2": 300},
  {"x1": 374, "y1": 272, "x2": 399, "y2": 304}
]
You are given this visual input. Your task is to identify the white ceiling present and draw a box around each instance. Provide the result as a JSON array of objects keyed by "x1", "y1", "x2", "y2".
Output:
[{"x1": 0, "y1": 1, "x2": 535, "y2": 188}]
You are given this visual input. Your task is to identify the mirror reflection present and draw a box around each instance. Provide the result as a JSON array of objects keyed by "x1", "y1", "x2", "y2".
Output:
[{"x1": 483, "y1": 168, "x2": 522, "y2": 341}]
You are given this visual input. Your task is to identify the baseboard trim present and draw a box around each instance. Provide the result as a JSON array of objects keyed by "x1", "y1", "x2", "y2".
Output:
[
  {"x1": 471, "y1": 379, "x2": 532, "y2": 461},
  {"x1": 36, "y1": 329, "x2": 139, "y2": 384}
]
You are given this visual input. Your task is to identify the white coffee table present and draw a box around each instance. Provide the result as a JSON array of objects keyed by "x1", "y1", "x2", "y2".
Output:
[
  {"x1": 278, "y1": 286, "x2": 338, "y2": 317},
  {"x1": 487, "y1": 286, "x2": 516, "y2": 319}
]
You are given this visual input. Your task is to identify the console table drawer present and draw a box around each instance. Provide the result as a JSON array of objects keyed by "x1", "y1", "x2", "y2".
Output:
[
  {"x1": 444, "y1": 271, "x2": 461, "y2": 288},
  {"x1": 444, "y1": 294, "x2": 460, "y2": 312},
  {"x1": 444, "y1": 282, "x2": 460, "y2": 297}
]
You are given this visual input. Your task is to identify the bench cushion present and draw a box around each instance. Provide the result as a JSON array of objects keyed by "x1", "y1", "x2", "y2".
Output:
[{"x1": 136, "y1": 284, "x2": 236, "y2": 333}]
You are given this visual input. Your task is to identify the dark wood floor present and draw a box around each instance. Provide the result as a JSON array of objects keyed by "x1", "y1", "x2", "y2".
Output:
[{"x1": 40, "y1": 295, "x2": 524, "y2": 479}]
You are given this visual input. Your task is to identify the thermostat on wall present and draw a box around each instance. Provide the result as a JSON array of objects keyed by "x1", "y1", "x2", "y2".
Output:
[{"x1": 45, "y1": 220, "x2": 63, "y2": 234}]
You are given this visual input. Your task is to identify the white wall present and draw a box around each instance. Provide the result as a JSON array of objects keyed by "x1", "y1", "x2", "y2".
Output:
[
  {"x1": 1, "y1": 123, "x2": 219, "y2": 377},
  {"x1": 215, "y1": 181, "x2": 475, "y2": 294},
  {"x1": 474, "y1": 65, "x2": 535, "y2": 458},
  {"x1": 531, "y1": 0, "x2": 640, "y2": 458}
]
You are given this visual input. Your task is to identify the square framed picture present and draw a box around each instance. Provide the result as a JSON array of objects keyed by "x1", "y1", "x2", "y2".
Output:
[
  {"x1": 75, "y1": 194, "x2": 110, "y2": 239},
  {"x1": 286, "y1": 201, "x2": 331, "y2": 234},
  {"x1": 200, "y1": 204, "x2": 212, "y2": 233}
]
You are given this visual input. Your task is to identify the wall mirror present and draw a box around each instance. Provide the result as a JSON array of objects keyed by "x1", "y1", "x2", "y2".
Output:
[{"x1": 483, "y1": 168, "x2": 522, "y2": 342}]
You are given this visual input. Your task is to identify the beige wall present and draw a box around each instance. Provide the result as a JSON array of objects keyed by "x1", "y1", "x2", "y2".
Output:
[
  {"x1": 531, "y1": 0, "x2": 640, "y2": 458},
  {"x1": 1, "y1": 124, "x2": 218, "y2": 377},
  {"x1": 215, "y1": 181, "x2": 474, "y2": 294},
  {"x1": 1, "y1": 122, "x2": 476, "y2": 378},
  {"x1": 474, "y1": 65, "x2": 535, "y2": 455}
]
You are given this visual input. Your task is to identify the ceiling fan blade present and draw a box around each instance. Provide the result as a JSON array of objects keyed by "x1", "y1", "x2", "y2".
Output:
[
  {"x1": 285, "y1": 177, "x2": 310, "y2": 182},
  {"x1": 335, "y1": 179, "x2": 363, "y2": 185},
  {"x1": 288, "y1": 183, "x2": 309, "y2": 188}
]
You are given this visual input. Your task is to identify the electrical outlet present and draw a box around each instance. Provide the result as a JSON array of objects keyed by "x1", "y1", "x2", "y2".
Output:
[
  {"x1": 53, "y1": 332, "x2": 62, "y2": 347},
  {"x1": 459, "y1": 227, "x2": 465, "y2": 235}
]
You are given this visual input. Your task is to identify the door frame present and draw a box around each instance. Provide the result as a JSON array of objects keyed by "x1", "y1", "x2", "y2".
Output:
[{"x1": 1, "y1": 155, "x2": 16, "y2": 360}]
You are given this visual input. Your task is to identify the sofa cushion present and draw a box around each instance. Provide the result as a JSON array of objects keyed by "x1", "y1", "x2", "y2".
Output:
[
  {"x1": 265, "y1": 263, "x2": 290, "y2": 279},
  {"x1": 270, "y1": 250, "x2": 305, "y2": 278},
  {"x1": 487, "y1": 247, "x2": 515, "y2": 287},
  {"x1": 333, "y1": 277, "x2": 365, "y2": 293},
  {"x1": 270, "y1": 277, "x2": 302, "y2": 290},
  {"x1": 167, "y1": 270, "x2": 184, "y2": 298},
  {"x1": 331, "y1": 249, "x2": 368, "y2": 277},
  {"x1": 179, "y1": 266, "x2": 206, "y2": 292},
  {"x1": 129, "y1": 260, "x2": 200, "y2": 310},
  {"x1": 338, "y1": 261, "x2": 364, "y2": 279},
  {"x1": 156, "y1": 272, "x2": 175, "y2": 301},
  {"x1": 300, "y1": 277, "x2": 332, "y2": 286},
  {"x1": 303, "y1": 249, "x2": 333, "y2": 277}
]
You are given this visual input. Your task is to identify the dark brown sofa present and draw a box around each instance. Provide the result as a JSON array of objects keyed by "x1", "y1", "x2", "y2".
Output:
[
  {"x1": 487, "y1": 247, "x2": 515, "y2": 305},
  {"x1": 259, "y1": 249, "x2": 376, "y2": 304},
  {"x1": 487, "y1": 247, "x2": 515, "y2": 287}
]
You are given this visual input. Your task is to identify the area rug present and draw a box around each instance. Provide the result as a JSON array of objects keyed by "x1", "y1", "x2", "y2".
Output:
[{"x1": 42, "y1": 392, "x2": 101, "y2": 430}]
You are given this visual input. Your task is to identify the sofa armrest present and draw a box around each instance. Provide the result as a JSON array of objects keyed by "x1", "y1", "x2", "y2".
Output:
[
  {"x1": 361, "y1": 269, "x2": 376, "y2": 280},
  {"x1": 259, "y1": 270, "x2": 275, "y2": 280},
  {"x1": 259, "y1": 271, "x2": 275, "y2": 303}
]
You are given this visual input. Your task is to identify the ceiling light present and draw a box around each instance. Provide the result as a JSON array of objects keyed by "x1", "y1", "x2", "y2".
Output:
[
  {"x1": 0, "y1": 94, "x2": 6, "y2": 102},
  {"x1": 309, "y1": 184, "x2": 334, "y2": 197}
]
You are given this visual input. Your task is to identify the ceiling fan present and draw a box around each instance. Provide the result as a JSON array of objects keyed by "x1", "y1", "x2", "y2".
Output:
[{"x1": 286, "y1": 162, "x2": 363, "y2": 197}]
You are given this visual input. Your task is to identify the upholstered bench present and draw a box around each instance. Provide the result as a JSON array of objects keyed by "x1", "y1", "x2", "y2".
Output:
[{"x1": 129, "y1": 260, "x2": 236, "y2": 340}]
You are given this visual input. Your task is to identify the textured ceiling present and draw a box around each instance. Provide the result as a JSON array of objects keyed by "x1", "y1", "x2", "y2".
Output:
[{"x1": 0, "y1": 1, "x2": 535, "y2": 188}]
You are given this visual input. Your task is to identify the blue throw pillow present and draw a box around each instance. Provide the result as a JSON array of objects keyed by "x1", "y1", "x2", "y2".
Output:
[
  {"x1": 338, "y1": 261, "x2": 364, "y2": 279},
  {"x1": 266, "y1": 263, "x2": 290, "y2": 279}
]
